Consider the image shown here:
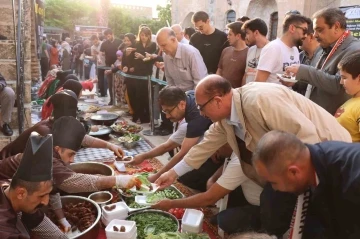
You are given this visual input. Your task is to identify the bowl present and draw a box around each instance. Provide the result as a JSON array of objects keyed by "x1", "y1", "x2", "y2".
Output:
[
  {"x1": 69, "y1": 162, "x2": 115, "y2": 176},
  {"x1": 55, "y1": 196, "x2": 101, "y2": 239},
  {"x1": 88, "y1": 191, "x2": 113, "y2": 206},
  {"x1": 90, "y1": 113, "x2": 119, "y2": 126}
]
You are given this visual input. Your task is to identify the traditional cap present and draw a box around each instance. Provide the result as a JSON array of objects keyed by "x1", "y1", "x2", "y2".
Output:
[
  {"x1": 50, "y1": 90, "x2": 78, "y2": 120},
  {"x1": 63, "y1": 79, "x2": 83, "y2": 97},
  {"x1": 13, "y1": 132, "x2": 53, "y2": 182},
  {"x1": 52, "y1": 116, "x2": 86, "y2": 151}
]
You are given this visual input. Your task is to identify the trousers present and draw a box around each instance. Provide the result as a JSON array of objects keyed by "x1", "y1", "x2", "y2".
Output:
[{"x1": 0, "y1": 87, "x2": 15, "y2": 124}]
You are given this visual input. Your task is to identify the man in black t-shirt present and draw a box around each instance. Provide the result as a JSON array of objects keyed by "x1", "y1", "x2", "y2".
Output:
[
  {"x1": 190, "y1": 11, "x2": 229, "y2": 74},
  {"x1": 100, "y1": 29, "x2": 122, "y2": 105}
]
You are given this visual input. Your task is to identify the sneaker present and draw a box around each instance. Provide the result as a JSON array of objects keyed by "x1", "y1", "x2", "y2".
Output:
[{"x1": 2, "y1": 123, "x2": 13, "y2": 136}]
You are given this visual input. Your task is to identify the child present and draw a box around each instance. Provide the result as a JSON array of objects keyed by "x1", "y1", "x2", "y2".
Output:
[
  {"x1": 105, "y1": 50, "x2": 123, "y2": 75},
  {"x1": 335, "y1": 51, "x2": 360, "y2": 142}
]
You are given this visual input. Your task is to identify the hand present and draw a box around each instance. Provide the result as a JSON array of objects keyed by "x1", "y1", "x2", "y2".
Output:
[
  {"x1": 115, "y1": 175, "x2": 136, "y2": 189},
  {"x1": 151, "y1": 199, "x2": 173, "y2": 211},
  {"x1": 123, "y1": 66, "x2": 128, "y2": 73},
  {"x1": 124, "y1": 154, "x2": 145, "y2": 165},
  {"x1": 106, "y1": 143, "x2": 125, "y2": 158},
  {"x1": 154, "y1": 169, "x2": 178, "y2": 190},
  {"x1": 134, "y1": 52, "x2": 145, "y2": 60},
  {"x1": 58, "y1": 218, "x2": 71, "y2": 233},
  {"x1": 148, "y1": 173, "x2": 160, "y2": 183},
  {"x1": 155, "y1": 62, "x2": 164, "y2": 69},
  {"x1": 279, "y1": 79, "x2": 296, "y2": 87},
  {"x1": 126, "y1": 47, "x2": 136, "y2": 56},
  {"x1": 285, "y1": 64, "x2": 300, "y2": 76},
  {"x1": 129, "y1": 67, "x2": 134, "y2": 72},
  {"x1": 105, "y1": 70, "x2": 112, "y2": 75},
  {"x1": 0, "y1": 147, "x2": 11, "y2": 160}
]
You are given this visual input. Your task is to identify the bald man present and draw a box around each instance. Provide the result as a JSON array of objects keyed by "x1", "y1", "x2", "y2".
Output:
[
  {"x1": 171, "y1": 24, "x2": 189, "y2": 44},
  {"x1": 252, "y1": 130, "x2": 360, "y2": 238},
  {"x1": 154, "y1": 27, "x2": 207, "y2": 91},
  {"x1": 155, "y1": 75, "x2": 351, "y2": 237}
]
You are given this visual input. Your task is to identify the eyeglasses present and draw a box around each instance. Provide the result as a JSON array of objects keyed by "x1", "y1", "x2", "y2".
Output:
[
  {"x1": 196, "y1": 95, "x2": 218, "y2": 111},
  {"x1": 294, "y1": 25, "x2": 308, "y2": 35},
  {"x1": 162, "y1": 105, "x2": 177, "y2": 115}
]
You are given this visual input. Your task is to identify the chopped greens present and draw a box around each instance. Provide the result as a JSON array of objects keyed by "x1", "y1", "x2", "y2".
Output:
[
  {"x1": 146, "y1": 232, "x2": 210, "y2": 239},
  {"x1": 146, "y1": 189, "x2": 181, "y2": 203},
  {"x1": 124, "y1": 197, "x2": 147, "y2": 209},
  {"x1": 127, "y1": 212, "x2": 178, "y2": 239},
  {"x1": 136, "y1": 175, "x2": 151, "y2": 186}
]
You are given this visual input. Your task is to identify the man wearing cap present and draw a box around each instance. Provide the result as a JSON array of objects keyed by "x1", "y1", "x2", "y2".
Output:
[
  {"x1": 0, "y1": 90, "x2": 125, "y2": 160},
  {"x1": 0, "y1": 132, "x2": 54, "y2": 238},
  {"x1": 0, "y1": 117, "x2": 136, "y2": 235}
]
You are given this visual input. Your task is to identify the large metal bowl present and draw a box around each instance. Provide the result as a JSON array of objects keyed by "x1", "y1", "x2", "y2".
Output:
[
  {"x1": 60, "y1": 196, "x2": 101, "y2": 239},
  {"x1": 90, "y1": 113, "x2": 119, "y2": 126},
  {"x1": 69, "y1": 162, "x2": 115, "y2": 176}
]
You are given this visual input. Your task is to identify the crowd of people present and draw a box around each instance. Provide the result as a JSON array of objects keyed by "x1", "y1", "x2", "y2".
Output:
[{"x1": 0, "y1": 5, "x2": 360, "y2": 239}]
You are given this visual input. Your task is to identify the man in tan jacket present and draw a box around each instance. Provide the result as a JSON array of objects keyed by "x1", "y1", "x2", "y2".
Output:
[{"x1": 155, "y1": 74, "x2": 351, "y2": 237}]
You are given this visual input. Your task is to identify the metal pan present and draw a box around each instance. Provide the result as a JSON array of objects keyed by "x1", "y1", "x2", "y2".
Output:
[
  {"x1": 88, "y1": 126, "x2": 112, "y2": 138},
  {"x1": 90, "y1": 113, "x2": 119, "y2": 126}
]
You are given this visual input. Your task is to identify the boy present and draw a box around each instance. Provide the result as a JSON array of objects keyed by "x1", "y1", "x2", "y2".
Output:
[{"x1": 335, "y1": 51, "x2": 360, "y2": 142}]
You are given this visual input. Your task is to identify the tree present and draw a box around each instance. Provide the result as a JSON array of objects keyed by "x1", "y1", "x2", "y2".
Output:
[
  {"x1": 156, "y1": 1, "x2": 171, "y2": 26},
  {"x1": 44, "y1": 0, "x2": 97, "y2": 34}
]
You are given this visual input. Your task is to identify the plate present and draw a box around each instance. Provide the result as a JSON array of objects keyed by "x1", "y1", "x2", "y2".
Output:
[
  {"x1": 85, "y1": 99, "x2": 99, "y2": 103},
  {"x1": 135, "y1": 195, "x2": 153, "y2": 206},
  {"x1": 277, "y1": 73, "x2": 297, "y2": 83},
  {"x1": 130, "y1": 183, "x2": 159, "y2": 194}
]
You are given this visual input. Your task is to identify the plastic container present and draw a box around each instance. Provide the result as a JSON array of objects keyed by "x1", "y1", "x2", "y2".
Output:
[
  {"x1": 102, "y1": 201, "x2": 129, "y2": 221},
  {"x1": 105, "y1": 219, "x2": 136, "y2": 239},
  {"x1": 181, "y1": 209, "x2": 204, "y2": 233}
]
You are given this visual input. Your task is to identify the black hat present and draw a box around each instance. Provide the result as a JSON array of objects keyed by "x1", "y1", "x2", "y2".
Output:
[
  {"x1": 50, "y1": 90, "x2": 78, "y2": 120},
  {"x1": 52, "y1": 116, "x2": 86, "y2": 151},
  {"x1": 13, "y1": 132, "x2": 53, "y2": 182},
  {"x1": 63, "y1": 79, "x2": 82, "y2": 97}
]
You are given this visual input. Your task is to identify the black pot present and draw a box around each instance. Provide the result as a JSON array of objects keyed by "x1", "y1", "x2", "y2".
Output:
[{"x1": 90, "y1": 113, "x2": 119, "y2": 126}]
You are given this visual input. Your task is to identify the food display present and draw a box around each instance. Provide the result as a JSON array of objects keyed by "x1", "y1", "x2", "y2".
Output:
[
  {"x1": 146, "y1": 188, "x2": 182, "y2": 204},
  {"x1": 111, "y1": 121, "x2": 143, "y2": 134},
  {"x1": 124, "y1": 197, "x2": 148, "y2": 209},
  {"x1": 127, "y1": 211, "x2": 178, "y2": 239},
  {"x1": 113, "y1": 225, "x2": 126, "y2": 232},
  {"x1": 104, "y1": 205, "x2": 116, "y2": 211},
  {"x1": 146, "y1": 232, "x2": 210, "y2": 239},
  {"x1": 47, "y1": 201, "x2": 97, "y2": 233},
  {"x1": 118, "y1": 133, "x2": 141, "y2": 143},
  {"x1": 86, "y1": 105, "x2": 101, "y2": 113},
  {"x1": 281, "y1": 73, "x2": 291, "y2": 79},
  {"x1": 168, "y1": 208, "x2": 185, "y2": 220}
]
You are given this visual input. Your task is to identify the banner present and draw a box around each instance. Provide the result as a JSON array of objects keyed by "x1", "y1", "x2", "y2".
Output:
[
  {"x1": 34, "y1": 0, "x2": 45, "y2": 58},
  {"x1": 340, "y1": 6, "x2": 360, "y2": 39}
]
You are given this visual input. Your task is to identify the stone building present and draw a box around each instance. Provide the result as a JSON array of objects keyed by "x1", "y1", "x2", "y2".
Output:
[
  {"x1": 0, "y1": 0, "x2": 39, "y2": 148},
  {"x1": 172, "y1": 0, "x2": 360, "y2": 39}
]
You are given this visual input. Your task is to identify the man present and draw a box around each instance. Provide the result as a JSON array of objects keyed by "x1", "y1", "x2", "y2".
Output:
[
  {"x1": 40, "y1": 37, "x2": 50, "y2": 81},
  {"x1": 252, "y1": 130, "x2": 360, "y2": 238},
  {"x1": 284, "y1": 8, "x2": 360, "y2": 115},
  {"x1": 100, "y1": 29, "x2": 122, "y2": 105},
  {"x1": 153, "y1": 146, "x2": 263, "y2": 234},
  {"x1": 190, "y1": 11, "x2": 229, "y2": 74},
  {"x1": 90, "y1": 35, "x2": 104, "y2": 96},
  {"x1": 255, "y1": 14, "x2": 311, "y2": 83},
  {"x1": 171, "y1": 24, "x2": 189, "y2": 44},
  {"x1": 216, "y1": 21, "x2": 248, "y2": 88},
  {"x1": 0, "y1": 73, "x2": 15, "y2": 136},
  {"x1": 73, "y1": 39, "x2": 84, "y2": 79},
  {"x1": 155, "y1": 28, "x2": 207, "y2": 92},
  {"x1": 292, "y1": 22, "x2": 321, "y2": 95},
  {"x1": 241, "y1": 18, "x2": 269, "y2": 84},
  {"x1": 155, "y1": 75, "x2": 351, "y2": 237},
  {"x1": 0, "y1": 90, "x2": 124, "y2": 159},
  {"x1": 0, "y1": 132, "x2": 53, "y2": 238},
  {"x1": 237, "y1": 16, "x2": 250, "y2": 22}
]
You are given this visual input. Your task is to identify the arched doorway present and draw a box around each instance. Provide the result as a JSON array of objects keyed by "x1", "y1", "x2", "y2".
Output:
[
  {"x1": 269, "y1": 12, "x2": 278, "y2": 40},
  {"x1": 182, "y1": 12, "x2": 194, "y2": 28},
  {"x1": 226, "y1": 10, "x2": 236, "y2": 24}
]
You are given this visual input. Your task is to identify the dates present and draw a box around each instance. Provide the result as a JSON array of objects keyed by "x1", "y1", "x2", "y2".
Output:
[
  {"x1": 113, "y1": 225, "x2": 126, "y2": 232},
  {"x1": 104, "y1": 205, "x2": 116, "y2": 211}
]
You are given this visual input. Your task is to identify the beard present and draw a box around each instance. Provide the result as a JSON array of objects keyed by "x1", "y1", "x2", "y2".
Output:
[{"x1": 295, "y1": 38, "x2": 304, "y2": 47}]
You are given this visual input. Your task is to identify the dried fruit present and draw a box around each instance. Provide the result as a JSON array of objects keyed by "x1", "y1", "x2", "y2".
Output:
[
  {"x1": 120, "y1": 226, "x2": 126, "y2": 232},
  {"x1": 104, "y1": 204, "x2": 116, "y2": 211},
  {"x1": 113, "y1": 225, "x2": 119, "y2": 231}
]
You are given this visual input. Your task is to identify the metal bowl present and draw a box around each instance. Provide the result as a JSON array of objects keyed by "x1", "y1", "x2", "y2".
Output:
[
  {"x1": 88, "y1": 126, "x2": 112, "y2": 139},
  {"x1": 60, "y1": 196, "x2": 101, "y2": 239},
  {"x1": 90, "y1": 113, "x2": 119, "y2": 126},
  {"x1": 69, "y1": 162, "x2": 115, "y2": 176},
  {"x1": 88, "y1": 191, "x2": 113, "y2": 206}
]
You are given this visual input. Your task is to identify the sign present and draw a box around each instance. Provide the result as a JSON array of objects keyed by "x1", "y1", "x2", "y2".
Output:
[
  {"x1": 340, "y1": 6, "x2": 360, "y2": 39},
  {"x1": 34, "y1": 0, "x2": 45, "y2": 58}
]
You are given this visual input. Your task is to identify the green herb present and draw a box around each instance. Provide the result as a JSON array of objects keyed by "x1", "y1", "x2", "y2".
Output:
[
  {"x1": 127, "y1": 212, "x2": 178, "y2": 239},
  {"x1": 146, "y1": 189, "x2": 181, "y2": 203},
  {"x1": 146, "y1": 232, "x2": 210, "y2": 239}
]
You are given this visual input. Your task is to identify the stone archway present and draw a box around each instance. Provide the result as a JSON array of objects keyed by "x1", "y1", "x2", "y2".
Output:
[
  {"x1": 182, "y1": 12, "x2": 194, "y2": 28},
  {"x1": 246, "y1": 0, "x2": 278, "y2": 38}
]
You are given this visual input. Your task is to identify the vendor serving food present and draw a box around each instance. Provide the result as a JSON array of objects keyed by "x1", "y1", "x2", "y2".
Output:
[{"x1": 0, "y1": 117, "x2": 137, "y2": 236}]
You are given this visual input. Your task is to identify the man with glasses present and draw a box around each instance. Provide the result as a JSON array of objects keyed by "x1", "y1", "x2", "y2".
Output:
[
  {"x1": 155, "y1": 75, "x2": 351, "y2": 237},
  {"x1": 137, "y1": 86, "x2": 220, "y2": 191},
  {"x1": 255, "y1": 14, "x2": 311, "y2": 83}
]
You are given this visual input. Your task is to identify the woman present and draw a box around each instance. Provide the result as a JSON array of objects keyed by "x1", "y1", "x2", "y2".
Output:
[
  {"x1": 124, "y1": 27, "x2": 156, "y2": 123},
  {"x1": 49, "y1": 40, "x2": 60, "y2": 66},
  {"x1": 61, "y1": 42, "x2": 71, "y2": 71}
]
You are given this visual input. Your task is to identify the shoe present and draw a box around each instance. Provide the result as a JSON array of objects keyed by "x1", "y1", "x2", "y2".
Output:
[
  {"x1": 108, "y1": 101, "x2": 113, "y2": 105},
  {"x1": 2, "y1": 123, "x2": 13, "y2": 136}
]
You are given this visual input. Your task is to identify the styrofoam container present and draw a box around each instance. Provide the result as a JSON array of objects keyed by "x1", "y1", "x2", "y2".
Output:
[
  {"x1": 101, "y1": 215, "x2": 110, "y2": 226},
  {"x1": 105, "y1": 219, "x2": 136, "y2": 239},
  {"x1": 102, "y1": 201, "x2": 129, "y2": 221},
  {"x1": 107, "y1": 232, "x2": 137, "y2": 239},
  {"x1": 181, "y1": 209, "x2": 204, "y2": 233}
]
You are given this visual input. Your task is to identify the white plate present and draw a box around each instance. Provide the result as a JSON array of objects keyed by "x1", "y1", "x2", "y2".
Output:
[
  {"x1": 134, "y1": 195, "x2": 153, "y2": 206},
  {"x1": 114, "y1": 161, "x2": 127, "y2": 172},
  {"x1": 277, "y1": 74, "x2": 297, "y2": 83},
  {"x1": 129, "y1": 183, "x2": 159, "y2": 194},
  {"x1": 84, "y1": 99, "x2": 98, "y2": 103},
  {"x1": 124, "y1": 203, "x2": 151, "y2": 212}
]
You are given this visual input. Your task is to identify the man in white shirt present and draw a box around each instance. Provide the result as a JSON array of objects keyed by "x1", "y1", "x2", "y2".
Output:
[
  {"x1": 171, "y1": 24, "x2": 189, "y2": 44},
  {"x1": 241, "y1": 18, "x2": 269, "y2": 85},
  {"x1": 255, "y1": 14, "x2": 311, "y2": 83}
]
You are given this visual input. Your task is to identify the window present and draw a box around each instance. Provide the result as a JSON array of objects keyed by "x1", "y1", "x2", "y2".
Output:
[
  {"x1": 269, "y1": 12, "x2": 278, "y2": 40},
  {"x1": 226, "y1": 10, "x2": 236, "y2": 23}
]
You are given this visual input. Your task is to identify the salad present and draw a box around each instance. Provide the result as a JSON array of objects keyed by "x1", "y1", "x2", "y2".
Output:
[
  {"x1": 118, "y1": 133, "x2": 141, "y2": 143},
  {"x1": 111, "y1": 121, "x2": 143, "y2": 134},
  {"x1": 146, "y1": 232, "x2": 210, "y2": 239},
  {"x1": 146, "y1": 189, "x2": 181, "y2": 204}
]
